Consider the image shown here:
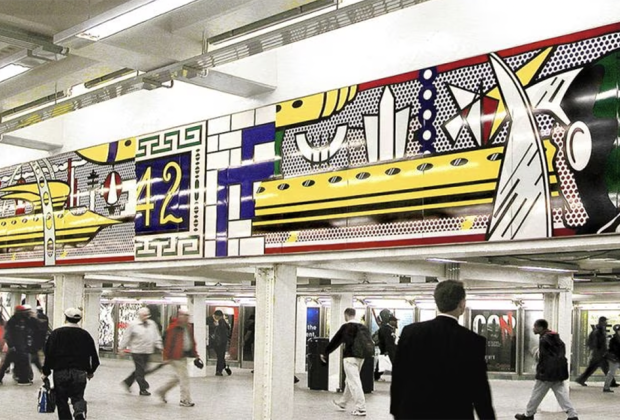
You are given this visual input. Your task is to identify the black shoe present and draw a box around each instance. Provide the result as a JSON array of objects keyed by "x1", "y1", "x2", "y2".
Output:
[
  {"x1": 139, "y1": 390, "x2": 151, "y2": 396},
  {"x1": 575, "y1": 380, "x2": 587, "y2": 386},
  {"x1": 121, "y1": 381, "x2": 131, "y2": 393},
  {"x1": 515, "y1": 414, "x2": 534, "y2": 420},
  {"x1": 603, "y1": 388, "x2": 614, "y2": 393},
  {"x1": 215, "y1": 371, "x2": 223, "y2": 376},
  {"x1": 225, "y1": 366, "x2": 232, "y2": 376},
  {"x1": 294, "y1": 376, "x2": 300, "y2": 384},
  {"x1": 567, "y1": 417, "x2": 579, "y2": 420},
  {"x1": 610, "y1": 383, "x2": 619, "y2": 387}
]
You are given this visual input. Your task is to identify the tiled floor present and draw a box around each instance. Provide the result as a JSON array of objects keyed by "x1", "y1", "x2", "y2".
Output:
[{"x1": 0, "y1": 358, "x2": 618, "y2": 419}]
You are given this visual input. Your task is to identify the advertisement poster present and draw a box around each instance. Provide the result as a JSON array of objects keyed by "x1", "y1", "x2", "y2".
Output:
[{"x1": 471, "y1": 310, "x2": 517, "y2": 372}]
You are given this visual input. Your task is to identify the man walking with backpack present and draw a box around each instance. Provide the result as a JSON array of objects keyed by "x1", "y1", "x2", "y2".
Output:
[
  {"x1": 321, "y1": 307, "x2": 372, "y2": 417},
  {"x1": 515, "y1": 319, "x2": 578, "y2": 420}
]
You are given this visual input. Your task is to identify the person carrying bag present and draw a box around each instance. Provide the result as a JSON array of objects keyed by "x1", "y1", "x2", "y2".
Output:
[{"x1": 37, "y1": 377, "x2": 56, "y2": 413}]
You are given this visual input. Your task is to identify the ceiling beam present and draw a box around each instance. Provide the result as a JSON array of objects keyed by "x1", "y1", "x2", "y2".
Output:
[
  {"x1": 176, "y1": 68, "x2": 276, "y2": 97},
  {"x1": 0, "y1": 134, "x2": 62, "y2": 151}
]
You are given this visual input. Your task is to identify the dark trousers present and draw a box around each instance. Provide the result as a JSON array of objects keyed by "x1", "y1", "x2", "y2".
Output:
[
  {"x1": 123, "y1": 353, "x2": 150, "y2": 391},
  {"x1": 29, "y1": 350, "x2": 43, "y2": 380},
  {"x1": 214, "y1": 347, "x2": 226, "y2": 373},
  {"x1": 0, "y1": 348, "x2": 30, "y2": 383},
  {"x1": 54, "y1": 369, "x2": 88, "y2": 420},
  {"x1": 578, "y1": 354, "x2": 617, "y2": 385}
]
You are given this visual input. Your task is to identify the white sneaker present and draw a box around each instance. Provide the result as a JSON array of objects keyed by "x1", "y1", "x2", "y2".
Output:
[
  {"x1": 179, "y1": 400, "x2": 195, "y2": 407},
  {"x1": 351, "y1": 409, "x2": 367, "y2": 416},
  {"x1": 332, "y1": 399, "x2": 346, "y2": 411}
]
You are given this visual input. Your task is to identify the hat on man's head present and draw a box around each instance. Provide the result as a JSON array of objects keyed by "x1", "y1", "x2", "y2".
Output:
[
  {"x1": 15, "y1": 305, "x2": 27, "y2": 312},
  {"x1": 64, "y1": 307, "x2": 82, "y2": 320},
  {"x1": 137, "y1": 307, "x2": 151, "y2": 317},
  {"x1": 214, "y1": 310, "x2": 223, "y2": 316},
  {"x1": 599, "y1": 316, "x2": 608, "y2": 323}
]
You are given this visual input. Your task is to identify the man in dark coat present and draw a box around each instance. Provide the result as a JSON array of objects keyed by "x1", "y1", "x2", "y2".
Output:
[
  {"x1": 42, "y1": 308, "x2": 100, "y2": 420},
  {"x1": 208, "y1": 310, "x2": 231, "y2": 376},
  {"x1": 390, "y1": 280, "x2": 495, "y2": 420},
  {"x1": 576, "y1": 316, "x2": 617, "y2": 387},
  {"x1": 0, "y1": 305, "x2": 37, "y2": 385},
  {"x1": 515, "y1": 319, "x2": 578, "y2": 420}
]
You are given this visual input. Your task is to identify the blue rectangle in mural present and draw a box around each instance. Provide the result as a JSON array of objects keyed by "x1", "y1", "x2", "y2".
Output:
[{"x1": 135, "y1": 152, "x2": 191, "y2": 234}]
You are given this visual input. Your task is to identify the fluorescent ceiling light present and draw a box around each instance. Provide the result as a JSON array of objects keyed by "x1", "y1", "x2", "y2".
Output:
[
  {"x1": 0, "y1": 63, "x2": 29, "y2": 83},
  {"x1": 77, "y1": 0, "x2": 198, "y2": 41}
]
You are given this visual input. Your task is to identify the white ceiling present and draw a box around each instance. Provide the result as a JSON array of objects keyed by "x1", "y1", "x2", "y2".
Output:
[{"x1": 0, "y1": 0, "x2": 317, "y2": 111}]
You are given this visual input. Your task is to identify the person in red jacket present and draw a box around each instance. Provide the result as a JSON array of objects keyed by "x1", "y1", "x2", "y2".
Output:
[{"x1": 155, "y1": 309, "x2": 200, "y2": 407}]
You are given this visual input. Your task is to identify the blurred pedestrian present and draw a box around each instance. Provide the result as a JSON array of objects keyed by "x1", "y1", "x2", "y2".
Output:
[
  {"x1": 576, "y1": 316, "x2": 617, "y2": 387},
  {"x1": 119, "y1": 307, "x2": 163, "y2": 396},
  {"x1": 156, "y1": 308, "x2": 199, "y2": 407},
  {"x1": 603, "y1": 325, "x2": 620, "y2": 392},
  {"x1": 0, "y1": 305, "x2": 37, "y2": 385},
  {"x1": 515, "y1": 319, "x2": 578, "y2": 420}
]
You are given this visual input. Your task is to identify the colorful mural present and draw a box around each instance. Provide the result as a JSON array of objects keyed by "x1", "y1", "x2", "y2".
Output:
[
  {"x1": 253, "y1": 23, "x2": 620, "y2": 254},
  {"x1": 0, "y1": 139, "x2": 134, "y2": 267},
  {"x1": 3, "y1": 23, "x2": 620, "y2": 267}
]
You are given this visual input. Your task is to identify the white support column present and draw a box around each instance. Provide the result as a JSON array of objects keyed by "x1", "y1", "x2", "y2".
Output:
[
  {"x1": 52, "y1": 274, "x2": 84, "y2": 329},
  {"x1": 328, "y1": 293, "x2": 353, "y2": 392},
  {"x1": 188, "y1": 294, "x2": 207, "y2": 378},
  {"x1": 295, "y1": 296, "x2": 307, "y2": 373},
  {"x1": 83, "y1": 290, "x2": 101, "y2": 352},
  {"x1": 539, "y1": 275, "x2": 574, "y2": 413},
  {"x1": 253, "y1": 264, "x2": 297, "y2": 420},
  {"x1": 9, "y1": 292, "x2": 22, "y2": 314},
  {"x1": 24, "y1": 294, "x2": 37, "y2": 309}
]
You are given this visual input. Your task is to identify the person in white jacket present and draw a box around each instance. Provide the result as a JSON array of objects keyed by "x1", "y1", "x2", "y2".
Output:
[{"x1": 119, "y1": 307, "x2": 163, "y2": 396}]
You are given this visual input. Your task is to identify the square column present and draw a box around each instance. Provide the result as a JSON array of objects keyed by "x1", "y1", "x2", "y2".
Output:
[
  {"x1": 540, "y1": 275, "x2": 573, "y2": 413},
  {"x1": 328, "y1": 293, "x2": 353, "y2": 392},
  {"x1": 52, "y1": 274, "x2": 84, "y2": 329},
  {"x1": 8, "y1": 292, "x2": 22, "y2": 314},
  {"x1": 253, "y1": 264, "x2": 297, "y2": 420},
  {"x1": 295, "y1": 297, "x2": 307, "y2": 373},
  {"x1": 24, "y1": 294, "x2": 37, "y2": 308},
  {"x1": 188, "y1": 294, "x2": 207, "y2": 377},
  {"x1": 83, "y1": 290, "x2": 101, "y2": 353}
]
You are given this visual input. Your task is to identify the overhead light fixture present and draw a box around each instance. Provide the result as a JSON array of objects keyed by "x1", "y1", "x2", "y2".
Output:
[
  {"x1": 55, "y1": 0, "x2": 199, "y2": 44},
  {"x1": 0, "y1": 63, "x2": 29, "y2": 83},
  {"x1": 209, "y1": 0, "x2": 338, "y2": 45}
]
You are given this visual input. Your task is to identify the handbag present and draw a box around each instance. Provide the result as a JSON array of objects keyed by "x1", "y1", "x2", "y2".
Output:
[
  {"x1": 378, "y1": 354, "x2": 392, "y2": 372},
  {"x1": 37, "y1": 378, "x2": 56, "y2": 413}
]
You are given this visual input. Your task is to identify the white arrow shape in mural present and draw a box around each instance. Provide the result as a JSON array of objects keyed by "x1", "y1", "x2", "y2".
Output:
[{"x1": 486, "y1": 53, "x2": 552, "y2": 241}]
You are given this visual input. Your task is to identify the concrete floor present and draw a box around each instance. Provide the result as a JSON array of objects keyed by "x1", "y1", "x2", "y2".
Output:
[{"x1": 0, "y1": 358, "x2": 618, "y2": 419}]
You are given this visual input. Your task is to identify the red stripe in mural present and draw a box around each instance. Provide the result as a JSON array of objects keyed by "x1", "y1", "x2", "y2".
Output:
[{"x1": 265, "y1": 234, "x2": 487, "y2": 254}]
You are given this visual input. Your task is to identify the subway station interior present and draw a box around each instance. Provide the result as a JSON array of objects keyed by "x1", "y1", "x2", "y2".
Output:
[{"x1": 2, "y1": 0, "x2": 620, "y2": 419}]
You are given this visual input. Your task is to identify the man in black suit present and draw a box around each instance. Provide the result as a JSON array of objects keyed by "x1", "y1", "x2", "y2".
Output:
[{"x1": 390, "y1": 280, "x2": 496, "y2": 420}]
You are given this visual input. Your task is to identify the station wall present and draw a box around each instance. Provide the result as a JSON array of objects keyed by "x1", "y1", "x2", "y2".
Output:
[{"x1": 0, "y1": 21, "x2": 620, "y2": 266}]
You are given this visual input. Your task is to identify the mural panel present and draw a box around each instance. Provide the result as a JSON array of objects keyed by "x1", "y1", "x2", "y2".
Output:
[
  {"x1": 203, "y1": 107, "x2": 277, "y2": 258},
  {"x1": 135, "y1": 122, "x2": 205, "y2": 260},
  {"x1": 250, "y1": 23, "x2": 620, "y2": 254},
  {"x1": 0, "y1": 139, "x2": 135, "y2": 267}
]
